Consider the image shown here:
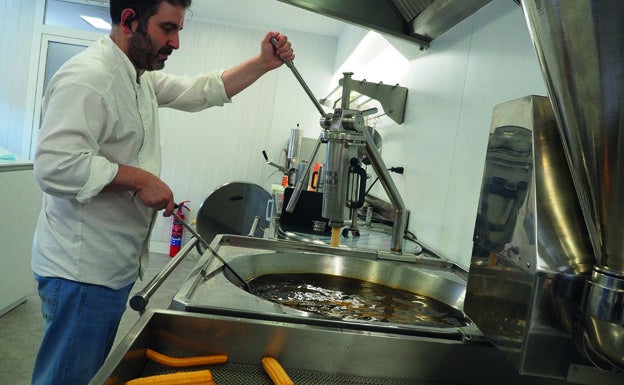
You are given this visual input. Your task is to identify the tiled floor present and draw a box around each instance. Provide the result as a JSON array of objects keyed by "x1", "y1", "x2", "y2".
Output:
[{"x1": 0, "y1": 252, "x2": 199, "y2": 385}]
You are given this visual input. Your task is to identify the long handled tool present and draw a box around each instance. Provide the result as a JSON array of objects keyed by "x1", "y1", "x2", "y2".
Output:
[
  {"x1": 171, "y1": 204, "x2": 251, "y2": 291},
  {"x1": 270, "y1": 37, "x2": 327, "y2": 118},
  {"x1": 130, "y1": 236, "x2": 200, "y2": 313},
  {"x1": 130, "y1": 205, "x2": 251, "y2": 313},
  {"x1": 269, "y1": 37, "x2": 328, "y2": 215}
]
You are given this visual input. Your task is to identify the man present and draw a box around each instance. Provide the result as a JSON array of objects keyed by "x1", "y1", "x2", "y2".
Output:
[{"x1": 30, "y1": 1, "x2": 294, "y2": 384}]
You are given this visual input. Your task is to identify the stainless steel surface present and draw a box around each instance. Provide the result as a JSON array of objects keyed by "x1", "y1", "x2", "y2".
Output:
[
  {"x1": 321, "y1": 109, "x2": 366, "y2": 227},
  {"x1": 275, "y1": 54, "x2": 411, "y2": 252},
  {"x1": 520, "y1": 0, "x2": 624, "y2": 371},
  {"x1": 172, "y1": 235, "x2": 471, "y2": 338},
  {"x1": 465, "y1": 96, "x2": 593, "y2": 379},
  {"x1": 262, "y1": 149, "x2": 288, "y2": 172},
  {"x1": 360, "y1": 112, "x2": 411, "y2": 252},
  {"x1": 276, "y1": 224, "x2": 424, "y2": 258},
  {"x1": 216, "y1": 234, "x2": 382, "y2": 259},
  {"x1": 319, "y1": 94, "x2": 410, "y2": 252},
  {"x1": 284, "y1": 136, "x2": 322, "y2": 213},
  {"x1": 89, "y1": 309, "x2": 574, "y2": 385},
  {"x1": 465, "y1": 95, "x2": 624, "y2": 382},
  {"x1": 277, "y1": 0, "x2": 493, "y2": 48},
  {"x1": 174, "y1": 207, "x2": 250, "y2": 291},
  {"x1": 472, "y1": 96, "x2": 594, "y2": 275},
  {"x1": 247, "y1": 215, "x2": 260, "y2": 237},
  {"x1": 521, "y1": 0, "x2": 624, "y2": 275},
  {"x1": 129, "y1": 237, "x2": 200, "y2": 313},
  {"x1": 331, "y1": 73, "x2": 409, "y2": 251},
  {"x1": 196, "y1": 182, "x2": 270, "y2": 243},
  {"x1": 320, "y1": 75, "x2": 408, "y2": 125},
  {"x1": 582, "y1": 267, "x2": 624, "y2": 369},
  {"x1": 338, "y1": 76, "x2": 408, "y2": 125},
  {"x1": 287, "y1": 126, "x2": 303, "y2": 163}
]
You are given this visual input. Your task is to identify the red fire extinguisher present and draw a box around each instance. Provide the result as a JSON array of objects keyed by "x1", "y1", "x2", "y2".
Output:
[{"x1": 169, "y1": 200, "x2": 190, "y2": 257}]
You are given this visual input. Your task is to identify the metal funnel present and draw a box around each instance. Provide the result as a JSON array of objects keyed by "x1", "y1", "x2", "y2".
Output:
[
  {"x1": 521, "y1": 0, "x2": 624, "y2": 274},
  {"x1": 521, "y1": 0, "x2": 624, "y2": 369}
]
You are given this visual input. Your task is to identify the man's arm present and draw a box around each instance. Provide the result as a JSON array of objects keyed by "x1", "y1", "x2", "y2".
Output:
[
  {"x1": 102, "y1": 164, "x2": 175, "y2": 216},
  {"x1": 221, "y1": 31, "x2": 294, "y2": 98}
]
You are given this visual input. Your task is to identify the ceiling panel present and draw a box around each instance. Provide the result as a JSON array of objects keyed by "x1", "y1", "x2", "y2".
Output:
[{"x1": 49, "y1": 0, "x2": 347, "y2": 37}]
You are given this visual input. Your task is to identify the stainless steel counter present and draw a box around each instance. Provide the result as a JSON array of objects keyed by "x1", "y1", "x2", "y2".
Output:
[
  {"x1": 171, "y1": 234, "x2": 474, "y2": 339},
  {"x1": 101, "y1": 233, "x2": 621, "y2": 384},
  {"x1": 90, "y1": 309, "x2": 569, "y2": 385}
]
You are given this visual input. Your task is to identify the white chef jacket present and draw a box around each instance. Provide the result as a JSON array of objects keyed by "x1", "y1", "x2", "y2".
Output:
[{"x1": 32, "y1": 36, "x2": 230, "y2": 290}]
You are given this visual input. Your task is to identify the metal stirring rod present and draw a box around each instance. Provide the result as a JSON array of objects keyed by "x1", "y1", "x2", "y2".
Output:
[
  {"x1": 172, "y1": 204, "x2": 251, "y2": 291},
  {"x1": 270, "y1": 37, "x2": 327, "y2": 118},
  {"x1": 270, "y1": 37, "x2": 329, "y2": 213}
]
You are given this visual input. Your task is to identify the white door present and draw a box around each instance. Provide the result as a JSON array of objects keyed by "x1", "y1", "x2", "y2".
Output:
[{"x1": 27, "y1": 34, "x2": 92, "y2": 158}]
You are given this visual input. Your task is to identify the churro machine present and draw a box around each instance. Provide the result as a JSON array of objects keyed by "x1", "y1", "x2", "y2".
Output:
[{"x1": 275, "y1": 67, "x2": 412, "y2": 255}]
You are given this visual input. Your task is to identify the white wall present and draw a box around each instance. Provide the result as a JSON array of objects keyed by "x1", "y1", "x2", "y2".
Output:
[
  {"x1": 0, "y1": 0, "x2": 37, "y2": 156},
  {"x1": 149, "y1": 22, "x2": 337, "y2": 251},
  {"x1": 3, "y1": 0, "x2": 548, "y2": 267},
  {"x1": 2, "y1": 1, "x2": 337, "y2": 253},
  {"x1": 329, "y1": 0, "x2": 547, "y2": 269}
]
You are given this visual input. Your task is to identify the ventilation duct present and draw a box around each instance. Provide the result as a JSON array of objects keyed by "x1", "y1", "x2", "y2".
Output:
[{"x1": 277, "y1": 0, "x2": 494, "y2": 48}]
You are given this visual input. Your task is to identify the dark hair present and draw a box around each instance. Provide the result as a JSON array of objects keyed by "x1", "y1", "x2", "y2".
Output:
[{"x1": 109, "y1": 0, "x2": 192, "y2": 26}]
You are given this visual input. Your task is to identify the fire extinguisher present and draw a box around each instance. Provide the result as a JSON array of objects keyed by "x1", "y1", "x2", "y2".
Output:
[{"x1": 169, "y1": 200, "x2": 190, "y2": 257}]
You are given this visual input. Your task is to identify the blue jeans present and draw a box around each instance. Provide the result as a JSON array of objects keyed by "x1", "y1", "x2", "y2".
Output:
[{"x1": 31, "y1": 275, "x2": 133, "y2": 385}]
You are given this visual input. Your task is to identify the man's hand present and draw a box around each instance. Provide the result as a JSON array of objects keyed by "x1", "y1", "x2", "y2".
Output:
[
  {"x1": 104, "y1": 164, "x2": 175, "y2": 216},
  {"x1": 262, "y1": 31, "x2": 295, "y2": 70},
  {"x1": 221, "y1": 31, "x2": 296, "y2": 100},
  {"x1": 135, "y1": 172, "x2": 175, "y2": 216}
]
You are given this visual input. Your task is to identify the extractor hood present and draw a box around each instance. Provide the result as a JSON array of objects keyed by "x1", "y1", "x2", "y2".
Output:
[{"x1": 277, "y1": 0, "x2": 495, "y2": 48}]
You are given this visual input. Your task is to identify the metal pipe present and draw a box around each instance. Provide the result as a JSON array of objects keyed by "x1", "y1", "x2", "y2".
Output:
[
  {"x1": 170, "y1": 209, "x2": 250, "y2": 291},
  {"x1": 359, "y1": 119, "x2": 408, "y2": 252},
  {"x1": 247, "y1": 216, "x2": 260, "y2": 237},
  {"x1": 270, "y1": 37, "x2": 327, "y2": 118},
  {"x1": 284, "y1": 135, "x2": 323, "y2": 213},
  {"x1": 341, "y1": 72, "x2": 353, "y2": 110},
  {"x1": 129, "y1": 237, "x2": 199, "y2": 313},
  {"x1": 262, "y1": 150, "x2": 288, "y2": 172}
]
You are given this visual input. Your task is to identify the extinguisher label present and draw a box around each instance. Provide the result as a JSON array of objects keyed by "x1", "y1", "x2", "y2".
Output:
[{"x1": 170, "y1": 200, "x2": 190, "y2": 257}]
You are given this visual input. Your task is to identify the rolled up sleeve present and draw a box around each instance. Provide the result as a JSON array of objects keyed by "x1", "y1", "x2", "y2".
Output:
[
  {"x1": 34, "y1": 81, "x2": 118, "y2": 203},
  {"x1": 150, "y1": 69, "x2": 231, "y2": 111}
]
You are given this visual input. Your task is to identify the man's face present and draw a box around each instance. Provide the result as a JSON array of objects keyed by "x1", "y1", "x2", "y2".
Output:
[{"x1": 127, "y1": 2, "x2": 185, "y2": 71}]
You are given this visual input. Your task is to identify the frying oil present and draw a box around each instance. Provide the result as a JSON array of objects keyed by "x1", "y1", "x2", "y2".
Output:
[{"x1": 248, "y1": 273, "x2": 469, "y2": 328}]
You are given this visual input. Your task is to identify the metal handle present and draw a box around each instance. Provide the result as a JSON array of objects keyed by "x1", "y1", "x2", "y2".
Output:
[
  {"x1": 347, "y1": 159, "x2": 367, "y2": 209},
  {"x1": 285, "y1": 135, "x2": 323, "y2": 213},
  {"x1": 170, "y1": 208, "x2": 250, "y2": 291},
  {"x1": 270, "y1": 37, "x2": 327, "y2": 118},
  {"x1": 247, "y1": 216, "x2": 260, "y2": 237},
  {"x1": 262, "y1": 150, "x2": 288, "y2": 172},
  {"x1": 129, "y1": 237, "x2": 199, "y2": 313}
]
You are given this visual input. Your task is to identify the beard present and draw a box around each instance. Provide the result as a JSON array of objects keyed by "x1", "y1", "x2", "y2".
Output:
[{"x1": 127, "y1": 29, "x2": 173, "y2": 71}]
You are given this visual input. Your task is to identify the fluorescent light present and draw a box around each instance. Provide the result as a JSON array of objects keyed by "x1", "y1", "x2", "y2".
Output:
[
  {"x1": 62, "y1": 0, "x2": 108, "y2": 7},
  {"x1": 80, "y1": 15, "x2": 111, "y2": 30}
]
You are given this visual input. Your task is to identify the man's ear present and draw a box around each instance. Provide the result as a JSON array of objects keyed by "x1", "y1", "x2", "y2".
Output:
[{"x1": 121, "y1": 8, "x2": 136, "y2": 32}]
